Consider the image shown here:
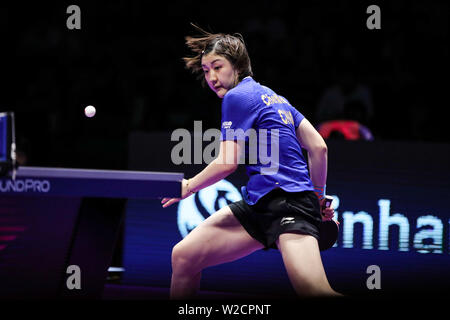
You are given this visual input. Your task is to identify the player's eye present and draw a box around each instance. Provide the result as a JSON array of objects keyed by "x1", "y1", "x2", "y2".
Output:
[{"x1": 214, "y1": 66, "x2": 221, "y2": 70}]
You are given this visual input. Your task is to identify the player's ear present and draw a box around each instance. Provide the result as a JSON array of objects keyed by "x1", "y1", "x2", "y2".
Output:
[{"x1": 233, "y1": 69, "x2": 240, "y2": 86}]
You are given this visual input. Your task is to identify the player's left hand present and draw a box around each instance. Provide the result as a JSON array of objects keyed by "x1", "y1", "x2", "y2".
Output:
[{"x1": 161, "y1": 179, "x2": 192, "y2": 208}]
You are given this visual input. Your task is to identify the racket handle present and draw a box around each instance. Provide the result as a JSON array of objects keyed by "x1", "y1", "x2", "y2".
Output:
[{"x1": 324, "y1": 195, "x2": 333, "y2": 208}]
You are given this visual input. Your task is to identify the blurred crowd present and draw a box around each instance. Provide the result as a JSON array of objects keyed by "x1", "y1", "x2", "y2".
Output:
[{"x1": 0, "y1": 1, "x2": 448, "y2": 168}]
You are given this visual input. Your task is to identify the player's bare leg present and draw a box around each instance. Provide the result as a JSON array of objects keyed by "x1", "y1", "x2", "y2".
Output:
[
  {"x1": 277, "y1": 232, "x2": 342, "y2": 297},
  {"x1": 170, "y1": 206, "x2": 263, "y2": 299}
]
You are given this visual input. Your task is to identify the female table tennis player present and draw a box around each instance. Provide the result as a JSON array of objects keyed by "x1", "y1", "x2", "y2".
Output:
[{"x1": 161, "y1": 25, "x2": 341, "y2": 298}]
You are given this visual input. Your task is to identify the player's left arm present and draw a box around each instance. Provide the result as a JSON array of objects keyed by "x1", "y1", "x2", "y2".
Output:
[
  {"x1": 296, "y1": 118, "x2": 327, "y2": 187},
  {"x1": 296, "y1": 118, "x2": 334, "y2": 220},
  {"x1": 161, "y1": 140, "x2": 241, "y2": 208}
]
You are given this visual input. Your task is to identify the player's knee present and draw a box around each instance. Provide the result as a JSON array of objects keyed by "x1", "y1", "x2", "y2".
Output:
[
  {"x1": 297, "y1": 278, "x2": 335, "y2": 297},
  {"x1": 171, "y1": 241, "x2": 202, "y2": 276}
]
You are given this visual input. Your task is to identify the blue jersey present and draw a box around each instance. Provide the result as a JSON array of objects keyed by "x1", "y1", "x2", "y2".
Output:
[{"x1": 220, "y1": 77, "x2": 314, "y2": 205}]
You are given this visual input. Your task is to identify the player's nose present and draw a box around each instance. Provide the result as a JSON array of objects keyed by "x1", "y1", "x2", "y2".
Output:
[{"x1": 209, "y1": 70, "x2": 217, "y2": 82}]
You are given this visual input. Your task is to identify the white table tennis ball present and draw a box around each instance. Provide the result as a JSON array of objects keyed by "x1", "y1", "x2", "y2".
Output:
[{"x1": 84, "y1": 105, "x2": 96, "y2": 118}]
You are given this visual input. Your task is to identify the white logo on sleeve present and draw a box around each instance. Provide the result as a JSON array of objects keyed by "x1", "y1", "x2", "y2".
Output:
[{"x1": 222, "y1": 121, "x2": 232, "y2": 129}]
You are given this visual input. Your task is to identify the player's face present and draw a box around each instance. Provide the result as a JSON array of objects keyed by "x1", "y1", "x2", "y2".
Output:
[{"x1": 201, "y1": 53, "x2": 238, "y2": 98}]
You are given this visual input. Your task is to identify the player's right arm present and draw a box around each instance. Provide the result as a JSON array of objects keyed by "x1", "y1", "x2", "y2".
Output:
[
  {"x1": 184, "y1": 140, "x2": 241, "y2": 193},
  {"x1": 161, "y1": 140, "x2": 241, "y2": 208}
]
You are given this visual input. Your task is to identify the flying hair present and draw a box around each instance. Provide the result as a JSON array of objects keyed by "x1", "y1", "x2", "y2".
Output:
[{"x1": 183, "y1": 23, "x2": 253, "y2": 86}]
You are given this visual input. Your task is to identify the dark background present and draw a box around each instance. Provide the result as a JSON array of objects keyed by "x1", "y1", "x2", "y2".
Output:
[{"x1": 0, "y1": 0, "x2": 448, "y2": 170}]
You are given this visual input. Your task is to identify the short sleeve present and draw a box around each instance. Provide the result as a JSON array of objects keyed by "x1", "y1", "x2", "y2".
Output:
[
  {"x1": 291, "y1": 106, "x2": 305, "y2": 129},
  {"x1": 220, "y1": 91, "x2": 257, "y2": 141}
]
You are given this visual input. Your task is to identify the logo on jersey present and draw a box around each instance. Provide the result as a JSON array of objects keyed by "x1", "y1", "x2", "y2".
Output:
[
  {"x1": 222, "y1": 121, "x2": 232, "y2": 129},
  {"x1": 278, "y1": 110, "x2": 294, "y2": 125},
  {"x1": 261, "y1": 94, "x2": 290, "y2": 106},
  {"x1": 176, "y1": 179, "x2": 242, "y2": 238}
]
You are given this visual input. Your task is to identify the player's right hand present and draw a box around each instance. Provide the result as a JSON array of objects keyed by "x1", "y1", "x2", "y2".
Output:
[
  {"x1": 161, "y1": 179, "x2": 193, "y2": 208},
  {"x1": 319, "y1": 197, "x2": 336, "y2": 222}
]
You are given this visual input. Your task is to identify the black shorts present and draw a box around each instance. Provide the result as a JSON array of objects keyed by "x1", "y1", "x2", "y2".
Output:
[{"x1": 229, "y1": 188, "x2": 322, "y2": 250}]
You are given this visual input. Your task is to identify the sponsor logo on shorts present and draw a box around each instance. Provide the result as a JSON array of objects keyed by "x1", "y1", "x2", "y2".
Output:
[{"x1": 280, "y1": 217, "x2": 295, "y2": 226}]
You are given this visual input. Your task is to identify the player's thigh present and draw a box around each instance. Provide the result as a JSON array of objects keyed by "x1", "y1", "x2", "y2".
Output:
[
  {"x1": 276, "y1": 232, "x2": 328, "y2": 285},
  {"x1": 173, "y1": 205, "x2": 263, "y2": 269}
]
